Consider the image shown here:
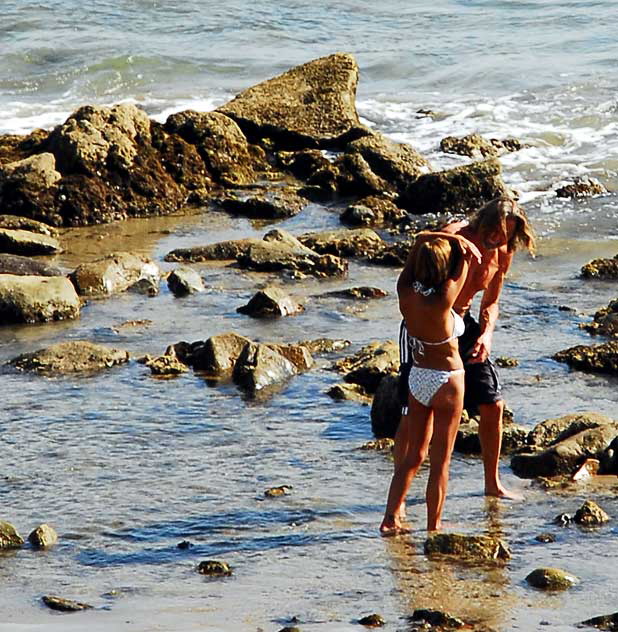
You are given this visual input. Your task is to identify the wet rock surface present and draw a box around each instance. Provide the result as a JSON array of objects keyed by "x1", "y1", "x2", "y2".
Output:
[
  {"x1": 408, "y1": 609, "x2": 465, "y2": 629},
  {"x1": 166, "y1": 267, "x2": 204, "y2": 296},
  {"x1": 0, "y1": 253, "x2": 63, "y2": 277},
  {"x1": 237, "y1": 286, "x2": 304, "y2": 317},
  {"x1": 324, "y1": 286, "x2": 388, "y2": 300},
  {"x1": 298, "y1": 228, "x2": 384, "y2": 259},
  {"x1": 370, "y1": 374, "x2": 400, "y2": 439},
  {"x1": 42, "y1": 595, "x2": 94, "y2": 612},
  {"x1": 232, "y1": 341, "x2": 298, "y2": 395},
  {"x1": 581, "y1": 612, "x2": 618, "y2": 631},
  {"x1": 0, "y1": 227, "x2": 62, "y2": 256},
  {"x1": 28, "y1": 523, "x2": 58, "y2": 549},
  {"x1": 190, "y1": 332, "x2": 252, "y2": 375},
  {"x1": 358, "y1": 613, "x2": 385, "y2": 627},
  {"x1": 573, "y1": 500, "x2": 610, "y2": 525},
  {"x1": 555, "y1": 176, "x2": 607, "y2": 198},
  {"x1": 0, "y1": 213, "x2": 59, "y2": 237},
  {"x1": 215, "y1": 185, "x2": 307, "y2": 220},
  {"x1": 165, "y1": 237, "x2": 259, "y2": 263},
  {"x1": 335, "y1": 340, "x2": 399, "y2": 394},
  {"x1": 327, "y1": 382, "x2": 372, "y2": 404},
  {"x1": 424, "y1": 532, "x2": 511, "y2": 564},
  {"x1": 197, "y1": 560, "x2": 232, "y2": 576},
  {"x1": 581, "y1": 255, "x2": 618, "y2": 280},
  {"x1": 525, "y1": 567, "x2": 578, "y2": 590},
  {"x1": 0, "y1": 520, "x2": 24, "y2": 549},
  {"x1": 581, "y1": 299, "x2": 618, "y2": 337},
  {"x1": 554, "y1": 341, "x2": 618, "y2": 375},
  {"x1": 341, "y1": 195, "x2": 407, "y2": 228},
  {"x1": 440, "y1": 133, "x2": 524, "y2": 158}
]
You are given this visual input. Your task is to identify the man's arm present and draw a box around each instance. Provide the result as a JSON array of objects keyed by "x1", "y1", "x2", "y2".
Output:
[{"x1": 470, "y1": 249, "x2": 513, "y2": 363}]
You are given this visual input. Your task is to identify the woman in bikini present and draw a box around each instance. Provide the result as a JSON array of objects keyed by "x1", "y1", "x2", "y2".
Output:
[{"x1": 380, "y1": 232, "x2": 481, "y2": 534}]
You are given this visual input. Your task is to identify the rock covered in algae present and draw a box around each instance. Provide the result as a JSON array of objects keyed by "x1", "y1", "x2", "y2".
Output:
[
  {"x1": 0, "y1": 520, "x2": 24, "y2": 549},
  {"x1": 197, "y1": 560, "x2": 232, "y2": 577},
  {"x1": 573, "y1": 500, "x2": 610, "y2": 526},
  {"x1": 525, "y1": 567, "x2": 578, "y2": 590},
  {"x1": 424, "y1": 532, "x2": 511, "y2": 563}
]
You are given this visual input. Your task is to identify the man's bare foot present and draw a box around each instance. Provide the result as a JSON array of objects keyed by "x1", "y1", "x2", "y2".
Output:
[
  {"x1": 485, "y1": 485, "x2": 524, "y2": 500},
  {"x1": 380, "y1": 514, "x2": 410, "y2": 536}
]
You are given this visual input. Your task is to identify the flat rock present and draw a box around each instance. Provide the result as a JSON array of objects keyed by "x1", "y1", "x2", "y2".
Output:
[
  {"x1": 424, "y1": 532, "x2": 511, "y2": 564},
  {"x1": 8, "y1": 340, "x2": 129, "y2": 374},
  {"x1": 527, "y1": 412, "x2": 614, "y2": 450},
  {"x1": 298, "y1": 228, "x2": 384, "y2": 258},
  {"x1": 0, "y1": 274, "x2": 80, "y2": 324},
  {"x1": 165, "y1": 238, "x2": 259, "y2": 262},
  {"x1": 0, "y1": 214, "x2": 59, "y2": 237},
  {"x1": 217, "y1": 53, "x2": 369, "y2": 149},
  {"x1": 216, "y1": 186, "x2": 307, "y2": 219},
  {"x1": 0, "y1": 253, "x2": 63, "y2": 277},
  {"x1": 325, "y1": 286, "x2": 388, "y2": 300},
  {"x1": 0, "y1": 227, "x2": 62, "y2": 256}
]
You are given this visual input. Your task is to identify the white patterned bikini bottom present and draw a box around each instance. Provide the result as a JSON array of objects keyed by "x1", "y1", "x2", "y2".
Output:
[{"x1": 407, "y1": 365, "x2": 465, "y2": 408}]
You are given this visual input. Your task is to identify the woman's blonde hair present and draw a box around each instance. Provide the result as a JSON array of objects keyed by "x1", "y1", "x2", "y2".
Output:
[
  {"x1": 411, "y1": 237, "x2": 461, "y2": 292},
  {"x1": 468, "y1": 196, "x2": 536, "y2": 254}
]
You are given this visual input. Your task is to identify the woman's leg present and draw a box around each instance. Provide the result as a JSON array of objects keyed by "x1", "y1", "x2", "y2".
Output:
[
  {"x1": 425, "y1": 373, "x2": 464, "y2": 532},
  {"x1": 380, "y1": 395, "x2": 433, "y2": 534}
]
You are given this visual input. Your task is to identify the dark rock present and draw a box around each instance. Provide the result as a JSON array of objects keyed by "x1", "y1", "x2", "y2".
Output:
[
  {"x1": 233, "y1": 342, "x2": 297, "y2": 395},
  {"x1": 581, "y1": 612, "x2": 618, "y2": 631},
  {"x1": 554, "y1": 341, "x2": 618, "y2": 375},
  {"x1": 237, "y1": 287, "x2": 304, "y2": 317},
  {"x1": 177, "y1": 540, "x2": 193, "y2": 549},
  {"x1": 365, "y1": 237, "x2": 415, "y2": 267},
  {"x1": 216, "y1": 185, "x2": 307, "y2": 220},
  {"x1": 556, "y1": 177, "x2": 607, "y2": 198},
  {"x1": 455, "y1": 417, "x2": 528, "y2": 455},
  {"x1": 573, "y1": 500, "x2": 610, "y2": 526},
  {"x1": 217, "y1": 53, "x2": 369, "y2": 149},
  {"x1": 8, "y1": 340, "x2": 129, "y2": 374},
  {"x1": 334, "y1": 151, "x2": 391, "y2": 197},
  {"x1": 167, "y1": 267, "x2": 205, "y2": 296},
  {"x1": 341, "y1": 195, "x2": 407, "y2": 228},
  {"x1": 276, "y1": 148, "x2": 333, "y2": 180},
  {"x1": 534, "y1": 533, "x2": 556, "y2": 543},
  {"x1": 70, "y1": 252, "x2": 161, "y2": 297},
  {"x1": 197, "y1": 560, "x2": 232, "y2": 576},
  {"x1": 325, "y1": 286, "x2": 388, "y2": 300},
  {"x1": 553, "y1": 513, "x2": 573, "y2": 526},
  {"x1": 264, "y1": 485, "x2": 293, "y2": 497},
  {"x1": 424, "y1": 532, "x2": 511, "y2": 564},
  {"x1": 525, "y1": 567, "x2": 578, "y2": 590},
  {"x1": 370, "y1": 374, "x2": 401, "y2": 439},
  {"x1": 28, "y1": 523, "x2": 58, "y2": 549},
  {"x1": 358, "y1": 438, "x2": 394, "y2": 452},
  {"x1": 399, "y1": 158, "x2": 509, "y2": 215},
  {"x1": 127, "y1": 276, "x2": 159, "y2": 296},
  {"x1": 145, "y1": 354, "x2": 189, "y2": 376},
  {"x1": 0, "y1": 253, "x2": 63, "y2": 277},
  {"x1": 496, "y1": 356, "x2": 518, "y2": 368},
  {"x1": 299, "y1": 228, "x2": 384, "y2": 259},
  {"x1": 0, "y1": 274, "x2": 80, "y2": 324},
  {"x1": 581, "y1": 255, "x2": 618, "y2": 280},
  {"x1": 327, "y1": 382, "x2": 371, "y2": 404},
  {"x1": 298, "y1": 338, "x2": 351, "y2": 354},
  {"x1": 335, "y1": 341, "x2": 399, "y2": 394},
  {"x1": 165, "y1": 238, "x2": 259, "y2": 262},
  {"x1": 0, "y1": 213, "x2": 59, "y2": 237},
  {"x1": 358, "y1": 613, "x2": 385, "y2": 627},
  {"x1": 440, "y1": 133, "x2": 500, "y2": 158},
  {"x1": 191, "y1": 332, "x2": 252, "y2": 375},
  {"x1": 0, "y1": 227, "x2": 62, "y2": 256},
  {"x1": 42, "y1": 595, "x2": 93, "y2": 612},
  {"x1": 527, "y1": 412, "x2": 614, "y2": 450},
  {"x1": 0, "y1": 520, "x2": 24, "y2": 549},
  {"x1": 581, "y1": 299, "x2": 618, "y2": 337},
  {"x1": 409, "y1": 609, "x2": 465, "y2": 629}
]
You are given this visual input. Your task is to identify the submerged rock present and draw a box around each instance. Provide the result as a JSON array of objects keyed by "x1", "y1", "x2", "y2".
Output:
[
  {"x1": 327, "y1": 382, "x2": 371, "y2": 404},
  {"x1": 325, "y1": 286, "x2": 388, "y2": 300},
  {"x1": 0, "y1": 274, "x2": 80, "y2": 324},
  {"x1": 440, "y1": 133, "x2": 525, "y2": 159},
  {"x1": 197, "y1": 560, "x2": 232, "y2": 576},
  {"x1": 28, "y1": 523, "x2": 58, "y2": 549},
  {"x1": 264, "y1": 485, "x2": 293, "y2": 498},
  {"x1": 581, "y1": 255, "x2": 618, "y2": 280},
  {"x1": 424, "y1": 532, "x2": 511, "y2": 564},
  {"x1": 341, "y1": 195, "x2": 407, "y2": 228},
  {"x1": 237, "y1": 287, "x2": 304, "y2": 318},
  {"x1": 0, "y1": 214, "x2": 58, "y2": 237},
  {"x1": 0, "y1": 520, "x2": 24, "y2": 549},
  {"x1": 165, "y1": 237, "x2": 259, "y2": 263},
  {"x1": 358, "y1": 438, "x2": 394, "y2": 452},
  {"x1": 8, "y1": 340, "x2": 129, "y2": 374},
  {"x1": 525, "y1": 567, "x2": 578, "y2": 590},
  {"x1": 42, "y1": 595, "x2": 93, "y2": 612},
  {"x1": 358, "y1": 613, "x2": 385, "y2": 627},
  {"x1": 146, "y1": 354, "x2": 189, "y2": 377},
  {"x1": 298, "y1": 338, "x2": 351, "y2": 354},
  {"x1": 573, "y1": 500, "x2": 610, "y2": 526},
  {"x1": 408, "y1": 609, "x2": 465, "y2": 629},
  {"x1": 554, "y1": 341, "x2": 618, "y2": 375}
]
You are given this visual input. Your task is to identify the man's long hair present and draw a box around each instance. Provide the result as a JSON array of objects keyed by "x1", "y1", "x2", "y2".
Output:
[{"x1": 468, "y1": 197, "x2": 536, "y2": 254}]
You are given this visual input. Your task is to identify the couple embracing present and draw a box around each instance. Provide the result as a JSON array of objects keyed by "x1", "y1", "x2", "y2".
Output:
[{"x1": 381, "y1": 197, "x2": 535, "y2": 535}]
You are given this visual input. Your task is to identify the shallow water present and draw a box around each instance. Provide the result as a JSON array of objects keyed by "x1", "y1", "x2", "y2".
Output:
[{"x1": 2, "y1": 1, "x2": 618, "y2": 630}]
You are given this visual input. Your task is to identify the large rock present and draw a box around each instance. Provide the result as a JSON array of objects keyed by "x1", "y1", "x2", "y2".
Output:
[
  {"x1": 0, "y1": 152, "x2": 61, "y2": 189},
  {"x1": 511, "y1": 422, "x2": 618, "y2": 479},
  {"x1": 581, "y1": 255, "x2": 618, "y2": 280},
  {"x1": 424, "y1": 532, "x2": 510, "y2": 564},
  {"x1": 191, "y1": 333, "x2": 252, "y2": 375},
  {"x1": 0, "y1": 274, "x2": 80, "y2": 324},
  {"x1": 399, "y1": 158, "x2": 509, "y2": 215},
  {"x1": 237, "y1": 287, "x2": 304, "y2": 318},
  {"x1": 581, "y1": 299, "x2": 618, "y2": 337},
  {"x1": 0, "y1": 228, "x2": 62, "y2": 256},
  {"x1": 370, "y1": 374, "x2": 401, "y2": 439},
  {"x1": 232, "y1": 342, "x2": 298, "y2": 395},
  {"x1": 298, "y1": 228, "x2": 384, "y2": 258},
  {"x1": 0, "y1": 520, "x2": 24, "y2": 549},
  {"x1": 335, "y1": 340, "x2": 399, "y2": 394},
  {"x1": 0, "y1": 214, "x2": 59, "y2": 237},
  {"x1": 527, "y1": 412, "x2": 614, "y2": 450},
  {"x1": 164, "y1": 238, "x2": 259, "y2": 263},
  {"x1": 217, "y1": 53, "x2": 369, "y2": 149},
  {"x1": 164, "y1": 110, "x2": 267, "y2": 186},
  {"x1": 8, "y1": 340, "x2": 129, "y2": 374},
  {"x1": 554, "y1": 341, "x2": 618, "y2": 375},
  {"x1": 573, "y1": 500, "x2": 610, "y2": 526},
  {"x1": 266, "y1": 343, "x2": 314, "y2": 371},
  {"x1": 28, "y1": 524, "x2": 58, "y2": 549},
  {"x1": 216, "y1": 185, "x2": 306, "y2": 219},
  {"x1": 167, "y1": 267, "x2": 205, "y2": 296},
  {"x1": 0, "y1": 253, "x2": 63, "y2": 277},
  {"x1": 70, "y1": 252, "x2": 161, "y2": 296}
]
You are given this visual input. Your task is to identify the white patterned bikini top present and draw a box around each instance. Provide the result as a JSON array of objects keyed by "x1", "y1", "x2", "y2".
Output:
[{"x1": 407, "y1": 309, "x2": 465, "y2": 362}]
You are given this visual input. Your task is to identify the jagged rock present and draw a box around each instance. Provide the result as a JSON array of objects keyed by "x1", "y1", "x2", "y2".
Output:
[
  {"x1": 325, "y1": 286, "x2": 388, "y2": 300},
  {"x1": 573, "y1": 500, "x2": 610, "y2": 526},
  {"x1": 28, "y1": 523, "x2": 58, "y2": 549},
  {"x1": 440, "y1": 133, "x2": 523, "y2": 159},
  {"x1": 554, "y1": 341, "x2": 618, "y2": 375},
  {"x1": 233, "y1": 342, "x2": 297, "y2": 394},
  {"x1": 167, "y1": 267, "x2": 205, "y2": 296},
  {"x1": 334, "y1": 151, "x2": 391, "y2": 197},
  {"x1": 424, "y1": 532, "x2": 511, "y2": 564},
  {"x1": 8, "y1": 340, "x2": 129, "y2": 374},
  {"x1": 70, "y1": 252, "x2": 161, "y2": 297},
  {"x1": 216, "y1": 186, "x2": 307, "y2": 219},
  {"x1": 298, "y1": 228, "x2": 384, "y2": 259},
  {"x1": 0, "y1": 228, "x2": 62, "y2": 256},
  {"x1": 191, "y1": 332, "x2": 252, "y2": 375},
  {"x1": 146, "y1": 354, "x2": 189, "y2": 376},
  {"x1": 165, "y1": 237, "x2": 259, "y2": 262},
  {"x1": 0, "y1": 253, "x2": 63, "y2": 277},
  {"x1": 581, "y1": 299, "x2": 618, "y2": 337},
  {"x1": 525, "y1": 567, "x2": 578, "y2": 590},
  {"x1": 365, "y1": 238, "x2": 415, "y2": 267},
  {"x1": 399, "y1": 158, "x2": 509, "y2": 215},
  {"x1": 0, "y1": 214, "x2": 59, "y2": 237},
  {"x1": 581, "y1": 255, "x2": 618, "y2": 280},
  {"x1": 0, "y1": 274, "x2": 80, "y2": 324},
  {"x1": 327, "y1": 382, "x2": 371, "y2": 404},
  {"x1": 1, "y1": 152, "x2": 61, "y2": 189},
  {"x1": 556, "y1": 177, "x2": 607, "y2": 198},
  {"x1": 455, "y1": 417, "x2": 529, "y2": 455},
  {"x1": 0, "y1": 520, "x2": 24, "y2": 549},
  {"x1": 341, "y1": 195, "x2": 407, "y2": 227},
  {"x1": 298, "y1": 338, "x2": 351, "y2": 354},
  {"x1": 237, "y1": 287, "x2": 304, "y2": 317},
  {"x1": 164, "y1": 110, "x2": 267, "y2": 186},
  {"x1": 264, "y1": 485, "x2": 293, "y2": 497},
  {"x1": 511, "y1": 422, "x2": 618, "y2": 478},
  {"x1": 335, "y1": 340, "x2": 399, "y2": 394},
  {"x1": 217, "y1": 53, "x2": 369, "y2": 149},
  {"x1": 276, "y1": 148, "x2": 333, "y2": 180},
  {"x1": 408, "y1": 609, "x2": 465, "y2": 629},
  {"x1": 266, "y1": 343, "x2": 313, "y2": 371},
  {"x1": 42, "y1": 596, "x2": 93, "y2": 612},
  {"x1": 358, "y1": 613, "x2": 385, "y2": 627},
  {"x1": 370, "y1": 374, "x2": 401, "y2": 439},
  {"x1": 127, "y1": 276, "x2": 159, "y2": 296},
  {"x1": 581, "y1": 612, "x2": 618, "y2": 630},
  {"x1": 358, "y1": 438, "x2": 394, "y2": 452},
  {"x1": 527, "y1": 413, "x2": 614, "y2": 450}
]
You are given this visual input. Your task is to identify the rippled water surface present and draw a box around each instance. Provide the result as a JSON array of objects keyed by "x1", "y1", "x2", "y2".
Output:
[{"x1": 1, "y1": 1, "x2": 618, "y2": 631}]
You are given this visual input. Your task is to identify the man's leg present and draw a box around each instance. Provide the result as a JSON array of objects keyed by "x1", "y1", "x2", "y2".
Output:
[{"x1": 478, "y1": 399, "x2": 507, "y2": 497}]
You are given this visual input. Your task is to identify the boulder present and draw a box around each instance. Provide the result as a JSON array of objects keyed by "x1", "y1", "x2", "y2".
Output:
[
  {"x1": 340, "y1": 195, "x2": 407, "y2": 228},
  {"x1": 0, "y1": 227, "x2": 62, "y2": 256},
  {"x1": 164, "y1": 110, "x2": 267, "y2": 186},
  {"x1": 0, "y1": 213, "x2": 59, "y2": 237},
  {"x1": 8, "y1": 340, "x2": 129, "y2": 374},
  {"x1": 399, "y1": 158, "x2": 509, "y2": 215},
  {"x1": 0, "y1": 274, "x2": 80, "y2": 324},
  {"x1": 298, "y1": 228, "x2": 384, "y2": 258},
  {"x1": 527, "y1": 412, "x2": 614, "y2": 451},
  {"x1": 581, "y1": 299, "x2": 618, "y2": 337},
  {"x1": 370, "y1": 374, "x2": 401, "y2": 439},
  {"x1": 335, "y1": 340, "x2": 399, "y2": 394},
  {"x1": 327, "y1": 382, "x2": 371, "y2": 404},
  {"x1": 165, "y1": 237, "x2": 259, "y2": 262},
  {"x1": 216, "y1": 186, "x2": 307, "y2": 219},
  {"x1": 237, "y1": 287, "x2": 304, "y2": 318},
  {"x1": 424, "y1": 532, "x2": 511, "y2": 564},
  {"x1": 556, "y1": 177, "x2": 607, "y2": 198},
  {"x1": 334, "y1": 151, "x2": 391, "y2": 197},
  {"x1": 511, "y1": 423, "x2": 618, "y2": 478},
  {"x1": 28, "y1": 523, "x2": 58, "y2": 549},
  {"x1": 1, "y1": 152, "x2": 61, "y2": 189},
  {"x1": 525, "y1": 567, "x2": 578, "y2": 590},
  {"x1": 0, "y1": 253, "x2": 63, "y2": 277},
  {"x1": 217, "y1": 53, "x2": 369, "y2": 149},
  {"x1": 167, "y1": 267, "x2": 205, "y2": 296},
  {"x1": 554, "y1": 341, "x2": 618, "y2": 375},
  {"x1": 233, "y1": 342, "x2": 297, "y2": 395},
  {"x1": 0, "y1": 520, "x2": 24, "y2": 549},
  {"x1": 266, "y1": 343, "x2": 314, "y2": 371},
  {"x1": 70, "y1": 252, "x2": 161, "y2": 297},
  {"x1": 276, "y1": 148, "x2": 333, "y2": 180},
  {"x1": 189, "y1": 333, "x2": 251, "y2": 375},
  {"x1": 573, "y1": 500, "x2": 610, "y2": 526},
  {"x1": 146, "y1": 354, "x2": 189, "y2": 376},
  {"x1": 581, "y1": 255, "x2": 618, "y2": 280},
  {"x1": 42, "y1": 596, "x2": 93, "y2": 612}
]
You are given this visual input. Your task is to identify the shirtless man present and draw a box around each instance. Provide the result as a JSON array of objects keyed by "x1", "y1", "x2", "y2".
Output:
[{"x1": 399, "y1": 196, "x2": 535, "y2": 498}]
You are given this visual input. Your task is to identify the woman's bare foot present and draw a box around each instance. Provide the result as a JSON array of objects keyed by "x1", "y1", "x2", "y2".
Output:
[
  {"x1": 380, "y1": 514, "x2": 410, "y2": 536},
  {"x1": 485, "y1": 484, "x2": 524, "y2": 500}
]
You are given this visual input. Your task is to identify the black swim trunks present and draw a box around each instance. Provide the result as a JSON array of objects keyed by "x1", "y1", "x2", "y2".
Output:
[{"x1": 458, "y1": 312, "x2": 502, "y2": 415}]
